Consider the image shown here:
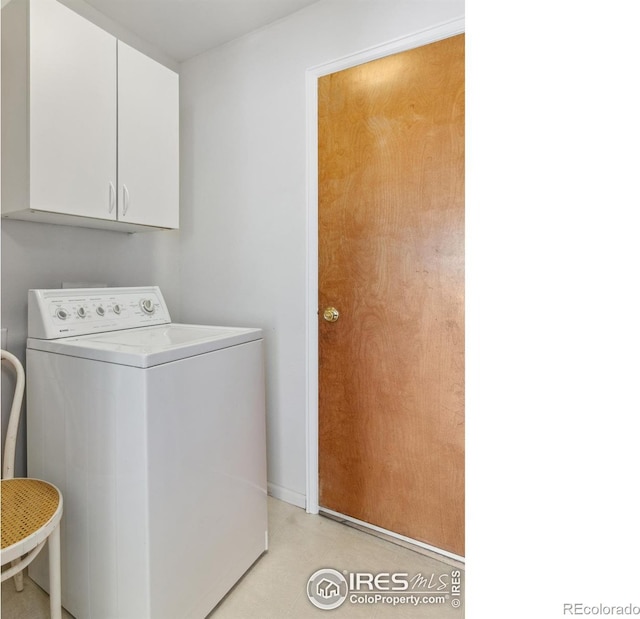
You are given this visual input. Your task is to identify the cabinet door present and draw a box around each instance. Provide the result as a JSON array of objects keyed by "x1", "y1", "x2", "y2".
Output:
[
  {"x1": 117, "y1": 41, "x2": 179, "y2": 229},
  {"x1": 29, "y1": 0, "x2": 117, "y2": 220}
]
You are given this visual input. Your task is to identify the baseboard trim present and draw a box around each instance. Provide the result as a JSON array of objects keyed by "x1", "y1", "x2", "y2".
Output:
[{"x1": 267, "y1": 483, "x2": 306, "y2": 509}]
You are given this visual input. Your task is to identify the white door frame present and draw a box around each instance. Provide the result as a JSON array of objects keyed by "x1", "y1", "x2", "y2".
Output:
[{"x1": 305, "y1": 18, "x2": 465, "y2": 515}]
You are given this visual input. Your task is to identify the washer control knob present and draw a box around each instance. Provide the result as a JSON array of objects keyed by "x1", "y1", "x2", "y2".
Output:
[
  {"x1": 140, "y1": 298, "x2": 155, "y2": 314},
  {"x1": 77, "y1": 307, "x2": 87, "y2": 318},
  {"x1": 56, "y1": 308, "x2": 68, "y2": 321},
  {"x1": 96, "y1": 306, "x2": 105, "y2": 317},
  {"x1": 113, "y1": 304, "x2": 122, "y2": 315}
]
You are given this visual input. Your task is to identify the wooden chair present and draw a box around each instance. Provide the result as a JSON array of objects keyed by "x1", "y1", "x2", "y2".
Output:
[{"x1": 1, "y1": 349, "x2": 63, "y2": 619}]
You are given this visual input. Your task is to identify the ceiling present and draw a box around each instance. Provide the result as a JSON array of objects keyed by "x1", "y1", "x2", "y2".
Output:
[{"x1": 80, "y1": 0, "x2": 321, "y2": 62}]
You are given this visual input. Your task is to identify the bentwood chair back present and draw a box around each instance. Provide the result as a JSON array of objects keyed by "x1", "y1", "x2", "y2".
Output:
[{"x1": 1, "y1": 348, "x2": 64, "y2": 619}]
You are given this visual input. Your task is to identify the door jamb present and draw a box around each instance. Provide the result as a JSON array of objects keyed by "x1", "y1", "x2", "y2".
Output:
[{"x1": 305, "y1": 18, "x2": 465, "y2": 515}]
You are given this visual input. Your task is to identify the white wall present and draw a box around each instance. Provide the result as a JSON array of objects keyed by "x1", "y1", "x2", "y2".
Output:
[
  {"x1": 1, "y1": 226, "x2": 181, "y2": 477},
  {"x1": 2, "y1": 0, "x2": 464, "y2": 497},
  {"x1": 179, "y1": 0, "x2": 465, "y2": 506}
]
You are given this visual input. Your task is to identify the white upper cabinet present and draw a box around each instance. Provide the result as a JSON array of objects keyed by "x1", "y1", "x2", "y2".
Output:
[
  {"x1": 1, "y1": 0, "x2": 179, "y2": 232},
  {"x1": 29, "y1": 0, "x2": 117, "y2": 221},
  {"x1": 117, "y1": 41, "x2": 179, "y2": 229}
]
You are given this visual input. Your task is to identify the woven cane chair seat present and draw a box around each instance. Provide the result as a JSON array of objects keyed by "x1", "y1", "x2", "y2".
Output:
[{"x1": 1, "y1": 478, "x2": 63, "y2": 564}]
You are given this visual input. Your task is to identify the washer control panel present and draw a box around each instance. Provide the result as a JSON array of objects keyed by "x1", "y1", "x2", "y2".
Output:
[{"x1": 28, "y1": 287, "x2": 171, "y2": 339}]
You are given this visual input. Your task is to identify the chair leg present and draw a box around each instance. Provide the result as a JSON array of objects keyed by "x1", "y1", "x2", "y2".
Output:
[
  {"x1": 11, "y1": 558, "x2": 24, "y2": 592},
  {"x1": 48, "y1": 524, "x2": 62, "y2": 619}
]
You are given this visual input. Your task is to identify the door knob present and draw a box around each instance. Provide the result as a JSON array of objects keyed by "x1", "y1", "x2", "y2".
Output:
[{"x1": 323, "y1": 307, "x2": 340, "y2": 322}]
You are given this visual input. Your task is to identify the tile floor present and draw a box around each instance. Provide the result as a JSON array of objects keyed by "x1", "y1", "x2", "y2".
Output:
[{"x1": 1, "y1": 497, "x2": 464, "y2": 618}]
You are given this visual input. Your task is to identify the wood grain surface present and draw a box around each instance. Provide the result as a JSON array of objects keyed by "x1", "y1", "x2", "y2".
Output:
[{"x1": 318, "y1": 34, "x2": 465, "y2": 556}]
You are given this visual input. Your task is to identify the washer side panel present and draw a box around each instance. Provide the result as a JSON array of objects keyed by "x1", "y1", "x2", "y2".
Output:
[{"x1": 146, "y1": 340, "x2": 268, "y2": 619}]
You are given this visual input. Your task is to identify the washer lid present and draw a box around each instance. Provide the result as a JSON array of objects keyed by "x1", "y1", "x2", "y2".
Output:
[{"x1": 27, "y1": 323, "x2": 262, "y2": 368}]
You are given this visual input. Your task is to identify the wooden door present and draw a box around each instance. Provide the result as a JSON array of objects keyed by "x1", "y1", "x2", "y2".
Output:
[{"x1": 318, "y1": 34, "x2": 465, "y2": 556}]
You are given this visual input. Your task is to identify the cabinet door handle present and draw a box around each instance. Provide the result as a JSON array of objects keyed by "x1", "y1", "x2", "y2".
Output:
[
  {"x1": 109, "y1": 182, "x2": 116, "y2": 213},
  {"x1": 122, "y1": 184, "x2": 130, "y2": 216}
]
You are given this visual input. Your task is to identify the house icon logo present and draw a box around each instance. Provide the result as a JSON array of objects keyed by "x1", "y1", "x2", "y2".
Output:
[
  {"x1": 317, "y1": 578, "x2": 340, "y2": 598},
  {"x1": 307, "y1": 568, "x2": 348, "y2": 610}
]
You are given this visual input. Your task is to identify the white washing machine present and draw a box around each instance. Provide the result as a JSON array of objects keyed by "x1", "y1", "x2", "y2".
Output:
[{"x1": 26, "y1": 286, "x2": 267, "y2": 619}]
